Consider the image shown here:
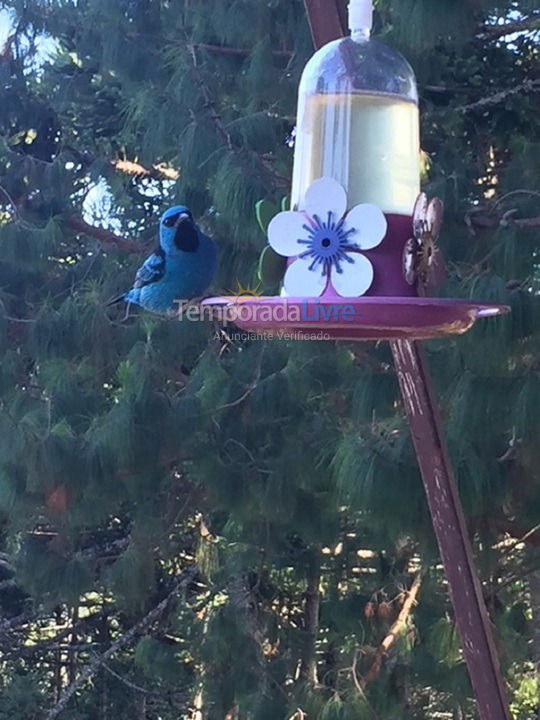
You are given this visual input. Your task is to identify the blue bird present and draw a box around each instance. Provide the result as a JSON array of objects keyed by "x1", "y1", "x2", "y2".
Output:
[{"x1": 109, "y1": 205, "x2": 218, "y2": 316}]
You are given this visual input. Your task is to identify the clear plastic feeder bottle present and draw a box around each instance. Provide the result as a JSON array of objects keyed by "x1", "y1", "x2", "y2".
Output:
[{"x1": 291, "y1": 0, "x2": 420, "y2": 216}]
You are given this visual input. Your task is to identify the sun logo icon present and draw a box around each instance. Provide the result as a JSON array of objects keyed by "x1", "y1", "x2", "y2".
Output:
[{"x1": 226, "y1": 280, "x2": 264, "y2": 301}]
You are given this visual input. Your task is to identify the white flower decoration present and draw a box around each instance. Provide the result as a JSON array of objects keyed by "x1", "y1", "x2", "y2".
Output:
[{"x1": 267, "y1": 178, "x2": 387, "y2": 298}]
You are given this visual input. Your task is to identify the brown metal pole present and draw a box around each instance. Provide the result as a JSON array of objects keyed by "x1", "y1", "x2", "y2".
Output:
[
  {"x1": 390, "y1": 340, "x2": 510, "y2": 720},
  {"x1": 302, "y1": 0, "x2": 347, "y2": 48},
  {"x1": 301, "y1": 2, "x2": 511, "y2": 719}
]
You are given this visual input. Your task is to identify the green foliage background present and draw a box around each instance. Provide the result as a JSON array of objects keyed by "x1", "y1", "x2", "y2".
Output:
[{"x1": 0, "y1": 0, "x2": 539, "y2": 718}]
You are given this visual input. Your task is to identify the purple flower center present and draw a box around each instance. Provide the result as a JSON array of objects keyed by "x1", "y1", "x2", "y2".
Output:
[{"x1": 297, "y1": 211, "x2": 358, "y2": 275}]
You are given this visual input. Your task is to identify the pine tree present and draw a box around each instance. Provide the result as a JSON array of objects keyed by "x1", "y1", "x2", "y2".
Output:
[{"x1": 0, "y1": 0, "x2": 539, "y2": 718}]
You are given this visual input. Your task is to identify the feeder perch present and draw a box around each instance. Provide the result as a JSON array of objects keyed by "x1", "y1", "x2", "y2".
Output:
[{"x1": 205, "y1": 176, "x2": 506, "y2": 340}]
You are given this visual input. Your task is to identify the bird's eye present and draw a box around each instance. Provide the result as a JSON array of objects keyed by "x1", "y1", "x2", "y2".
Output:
[{"x1": 163, "y1": 215, "x2": 178, "y2": 228}]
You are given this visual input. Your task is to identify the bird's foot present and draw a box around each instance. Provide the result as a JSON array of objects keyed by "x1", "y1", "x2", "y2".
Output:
[
  {"x1": 186, "y1": 295, "x2": 207, "y2": 309},
  {"x1": 173, "y1": 296, "x2": 206, "y2": 313},
  {"x1": 173, "y1": 296, "x2": 209, "y2": 321},
  {"x1": 210, "y1": 318, "x2": 237, "y2": 357}
]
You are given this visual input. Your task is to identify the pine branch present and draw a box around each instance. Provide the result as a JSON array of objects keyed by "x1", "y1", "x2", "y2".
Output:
[
  {"x1": 0, "y1": 608, "x2": 40, "y2": 633},
  {"x1": 0, "y1": 554, "x2": 15, "y2": 574},
  {"x1": 496, "y1": 524, "x2": 540, "y2": 559},
  {"x1": 350, "y1": 651, "x2": 382, "y2": 720},
  {"x1": 98, "y1": 659, "x2": 152, "y2": 695},
  {"x1": 509, "y1": 216, "x2": 540, "y2": 229},
  {"x1": 194, "y1": 43, "x2": 293, "y2": 59},
  {"x1": 0, "y1": 183, "x2": 35, "y2": 230},
  {"x1": 526, "y1": 551, "x2": 540, "y2": 692},
  {"x1": 361, "y1": 573, "x2": 422, "y2": 688},
  {"x1": 186, "y1": 46, "x2": 234, "y2": 153},
  {"x1": 479, "y1": 16, "x2": 540, "y2": 40},
  {"x1": 186, "y1": 43, "x2": 289, "y2": 191},
  {"x1": 492, "y1": 562, "x2": 540, "y2": 594},
  {"x1": 227, "y1": 574, "x2": 268, "y2": 690},
  {"x1": 492, "y1": 519, "x2": 540, "y2": 547},
  {"x1": 44, "y1": 569, "x2": 195, "y2": 720},
  {"x1": 66, "y1": 216, "x2": 144, "y2": 254},
  {"x1": 457, "y1": 79, "x2": 540, "y2": 113},
  {"x1": 350, "y1": 348, "x2": 393, "y2": 374},
  {"x1": 77, "y1": 537, "x2": 131, "y2": 562},
  {"x1": 215, "y1": 345, "x2": 265, "y2": 411},
  {"x1": 467, "y1": 207, "x2": 540, "y2": 233},
  {"x1": 17, "y1": 611, "x2": 108, "y2": 656},
  {"x1": 0, "y1": 579, "x2": 17, "y2": 591},
  {"x1": 98, "y1": 657, "x2": 189, "y2": 706}
]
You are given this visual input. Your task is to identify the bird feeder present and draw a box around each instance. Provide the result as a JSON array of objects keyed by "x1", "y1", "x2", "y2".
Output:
[
  {"x1": 204, "y1": 3, "x2": 512, "y2": 719},
  {"x1": 204, "y1": 0, "x2": 507, "y2": 339}
]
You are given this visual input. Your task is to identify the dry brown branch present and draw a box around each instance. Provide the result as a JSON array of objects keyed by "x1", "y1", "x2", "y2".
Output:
[
  {"x1": 457, "y1": 79, "x2": 540, "y2": 113},
  {"x1": 509, "y1": 216, "x2": 540, "y2": 229},
  {"x1": 350, "y1": 650, "x2": 382, "y2": 720},
  {"x1": 215, "y1": 345, "x2": 265, "y2": 411},
  {"x1": 467, "y1": 206, "x2": 540, "y2": 235},
  {"x1": 112, "y1": 159, "x2": 179, "y2": 181},
  {"x1": 67, "y1": 216, "x2": 143, "y2": 254},
  {"x1": 194, "y1": 43, "x2": 293, "y2": 59},
  {"x1": 361, "y1": 573, "x2": 422, "y2": 688},
  {"x1": 77, "y1": 537, "x2": 131, "y2": 562},
  {"x1": 44, "y1": 570, "x2": 195, "y2": 720},
  {"x1": 492, "y1": 519, "x2": 540, "y2": 548},
  {"x1": 478, "y1": 16, "x2": 540, "y2": 39}
]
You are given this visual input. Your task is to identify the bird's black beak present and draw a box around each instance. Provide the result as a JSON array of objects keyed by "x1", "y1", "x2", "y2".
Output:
[
  {"x1": 175, "y1": 212, "x2": 191, "y2": 227},
  {"x1": 174, "y1": 213, "x2": 199, "y2": 253}
]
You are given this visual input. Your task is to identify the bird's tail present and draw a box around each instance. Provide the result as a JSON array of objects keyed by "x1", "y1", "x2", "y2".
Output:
[{"x1": 106, "y1": 294, "x2": 126, "y2": 307}]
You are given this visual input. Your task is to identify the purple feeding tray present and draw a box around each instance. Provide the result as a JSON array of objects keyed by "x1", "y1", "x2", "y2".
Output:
[
  {"x1": 204, "y1": 179, "x2": 509, "y2": 341},
  {"x1": 202, "y1": 296, "x2": 508, "y2": 342}
]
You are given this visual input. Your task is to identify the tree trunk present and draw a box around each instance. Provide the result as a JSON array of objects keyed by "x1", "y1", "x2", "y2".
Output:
[
  {"x1": 139, "y1": 694, "x2": 146, "y2": 720},
  {"x1": 99, "y1": 670, "x2": 109, "y2": 720},
  {"x1": 527, "y1": 552, "x2": 540, "y2": 720},
  {"x1": 68, "y1": 605, "x2": 79, "y2": 684},
  {"x1": 299, "y1": 555, "x2": 321, "y2": 685}
]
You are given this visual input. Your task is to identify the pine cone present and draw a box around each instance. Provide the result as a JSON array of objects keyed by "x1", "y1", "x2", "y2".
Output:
[
  {"x1": 364, "y1": 601, "x2": 376, "y2": 620},
  {"x1": 377, "y1": 601, "x2": 392, "y2": 621}
]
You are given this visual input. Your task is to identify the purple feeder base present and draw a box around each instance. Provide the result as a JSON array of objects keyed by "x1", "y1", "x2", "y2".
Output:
[
  {"x1": 204, "y1": 211, "x2": 508, "y2": 340},
  {"x1": 202, "y1": 296, "x2": 508, "y2": 341}
]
